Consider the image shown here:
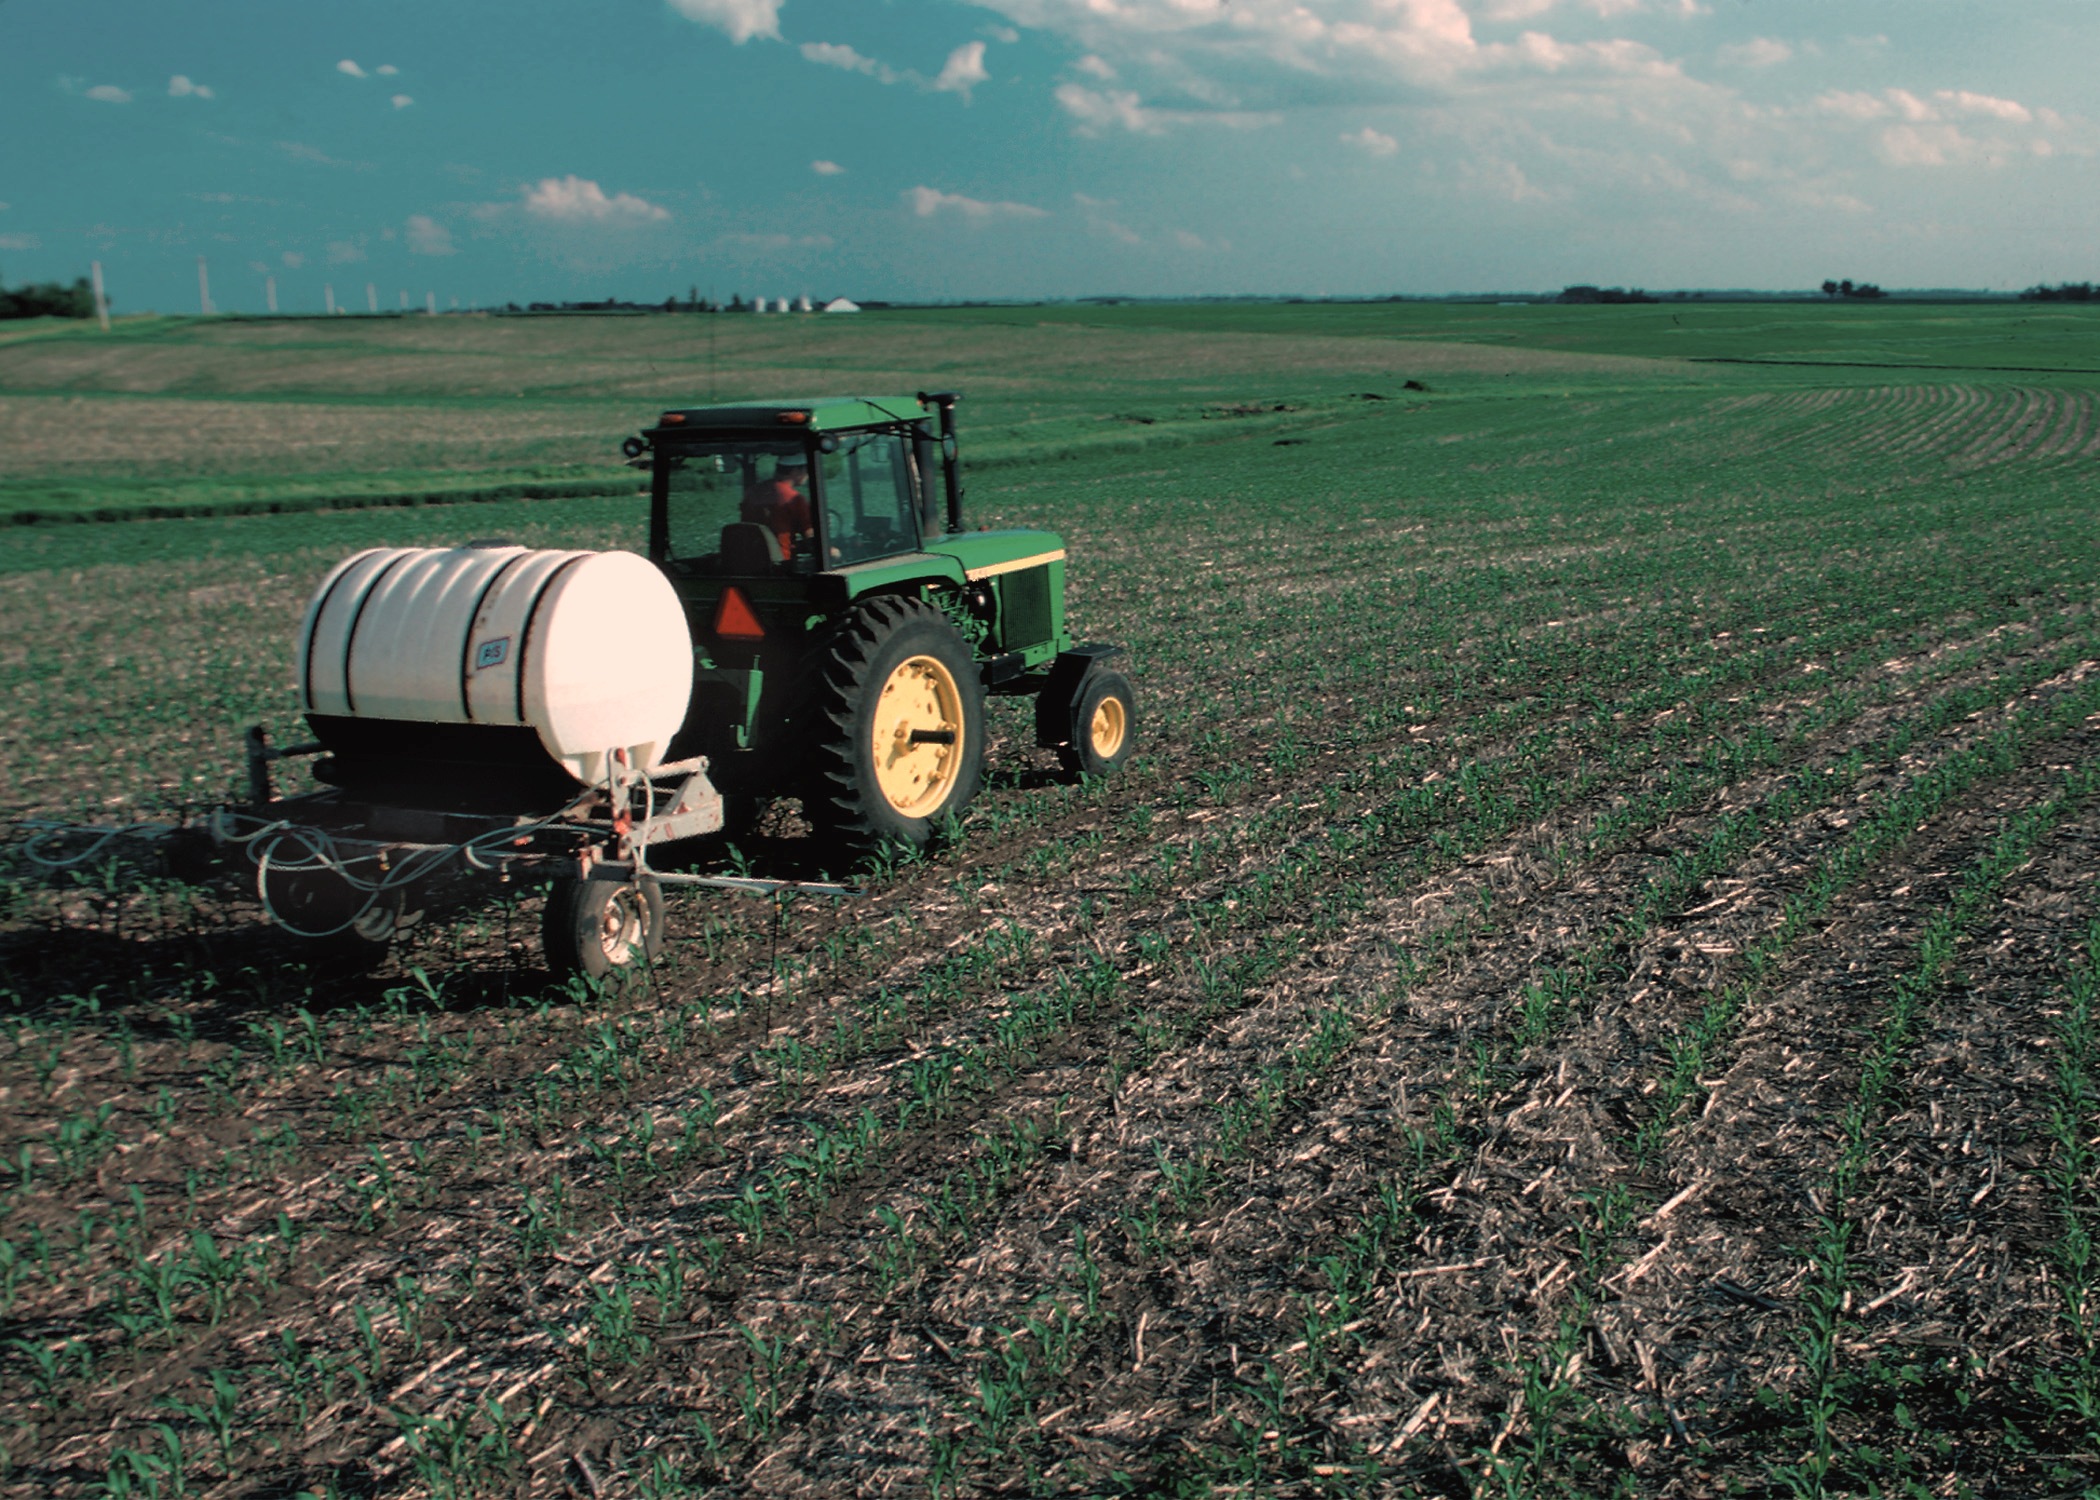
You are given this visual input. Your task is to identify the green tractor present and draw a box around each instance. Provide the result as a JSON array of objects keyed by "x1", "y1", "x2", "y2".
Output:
[{"x1": 627, "y1": 392, "x2": 1135, "y2": 850}]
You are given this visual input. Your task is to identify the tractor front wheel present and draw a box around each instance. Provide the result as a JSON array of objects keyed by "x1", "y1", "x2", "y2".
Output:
[
  {"x1": 543, "y1": 875, "x2": 666, "y2": 980},
  {"x1": 1040, "y1": 665, "x2": 1137, "y2": 779},
  {"x1": 806, "y1": 596, "x2": 985, "y2": 850}
]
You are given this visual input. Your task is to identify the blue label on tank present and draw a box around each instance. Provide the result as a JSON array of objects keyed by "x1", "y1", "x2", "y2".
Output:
[{"x1": 475, "y1": 637, "x2": 510, "y2": 669}]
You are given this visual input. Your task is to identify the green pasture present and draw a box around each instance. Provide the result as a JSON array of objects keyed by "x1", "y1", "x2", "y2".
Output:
[{"x1": 2, "y1": 300, "x2": 2096, "y2": 523}]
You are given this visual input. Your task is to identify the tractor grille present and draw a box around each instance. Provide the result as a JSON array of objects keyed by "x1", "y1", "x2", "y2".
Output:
[{"x1": 1001, "y1": 565, "x2": 1052, "y2": 649}]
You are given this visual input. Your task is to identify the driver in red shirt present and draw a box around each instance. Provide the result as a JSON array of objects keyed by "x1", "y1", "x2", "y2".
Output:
[{"x1": 743, "y1": 458, "x2": 813, "y2": 560}]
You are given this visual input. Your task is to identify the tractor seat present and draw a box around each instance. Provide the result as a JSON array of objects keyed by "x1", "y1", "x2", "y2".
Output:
[{"x1": 717, "y1": 521, "x2": 783, "y2": 574}]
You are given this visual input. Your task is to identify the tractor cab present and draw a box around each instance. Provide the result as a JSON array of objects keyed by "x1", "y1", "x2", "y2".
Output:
[{"x1": 642, "y1": 396, "x2": 947, "y2": 580}]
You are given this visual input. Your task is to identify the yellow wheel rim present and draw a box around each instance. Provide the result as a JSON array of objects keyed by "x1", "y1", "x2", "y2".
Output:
[
  {"x1": 872, "y1": 654, "x2": 965, "y2": 816},
  {"x1": 1088, "y1": 693, "x2": 1128, "y2": 760}
]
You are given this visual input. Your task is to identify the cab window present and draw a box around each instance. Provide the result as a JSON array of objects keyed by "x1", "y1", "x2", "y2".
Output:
[
  {"x1": 819, "y1": 433, "x2": 918, "y2": 567},
  {"x1": 656, "y1": 442, "x2": 815, "y2": 574}
]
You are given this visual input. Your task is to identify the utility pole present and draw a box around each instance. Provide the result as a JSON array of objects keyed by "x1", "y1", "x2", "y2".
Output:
[
  {"x1": 325, "y1": 284, "x2": 337, "y2": 315},
  {"x1": 366, "y1": 283, "x2": 378, "y2": 313},
  {"x1": 197, "y1": 257, "x2": 213, "y2": 315},
  {"x1": 399, "y1": 290, "x2": 409, "y2": 311},
  {"x1": 266, "y1": 276, "x2": 278, "y2": 315},
  {"x1": 426, "y1": 291, "x2": 436, "y2": 317},
  {"x1": 89, "y1": 261, "x2": 111, "y2": 331}
]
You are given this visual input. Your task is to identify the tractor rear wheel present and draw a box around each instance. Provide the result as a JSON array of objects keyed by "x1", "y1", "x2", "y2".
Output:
[
  {"x1": 543, "y1": 874, "x2": 665, "y2": 980},
  {"x1": 806, "y1": 595, "x2": 985, "y2": 850}
]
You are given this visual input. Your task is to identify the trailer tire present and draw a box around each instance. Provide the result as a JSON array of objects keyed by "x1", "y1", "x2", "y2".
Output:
[
  {"x1": 262, "y1": 866, "x2": 401, "y2": 969},
  {"x1": 544, "y1": 875, "x2": 665, "y2": 980},
  {"x1": 806, "y1": 595, "x2": 985, "y2": 852}
]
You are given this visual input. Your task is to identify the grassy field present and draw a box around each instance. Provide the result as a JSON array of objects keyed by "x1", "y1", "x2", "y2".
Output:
[{"x1": 1, "y1": 304, "x2": 2098, "y2": 1498}]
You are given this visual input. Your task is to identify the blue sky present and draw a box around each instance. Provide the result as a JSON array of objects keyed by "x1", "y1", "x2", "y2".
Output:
[{"x1": 2, "y1": 1, "x2": 2093, "y2": 312}]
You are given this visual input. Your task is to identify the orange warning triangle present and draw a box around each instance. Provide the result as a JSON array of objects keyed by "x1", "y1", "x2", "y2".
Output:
[{"x1": 714, "y1": 586, "x2": 765, "y2": 641}]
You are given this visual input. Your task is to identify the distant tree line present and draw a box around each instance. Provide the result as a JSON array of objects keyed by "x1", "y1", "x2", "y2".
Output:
[
  {"x1": 1820, "y1": 279, "x2": 1886, "y2": 300},
  {"x1": 1556, "y1": 285, "x2": 1655, "y2": 304},
  {"x1": 2019, "y1": 282, "x2": 2097, "y2": 302},
  {"x1": 0, "y1": 274, "x2": 97, "y2": 320}
]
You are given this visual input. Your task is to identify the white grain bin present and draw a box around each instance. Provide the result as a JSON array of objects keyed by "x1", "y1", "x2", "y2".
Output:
[{"x1": 297, "y1": 545, "x2": 692, "y2": 795}]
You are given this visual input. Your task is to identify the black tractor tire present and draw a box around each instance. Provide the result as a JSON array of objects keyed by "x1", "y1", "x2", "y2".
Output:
[
  {"x1": 543, "y1": 875, "x2": 666, "y2": 980},
  {"x1": 805, "y1": 595, "x2": 986, "y2": 851},
  {"x1": 1040, "y1": 665, "x2": 1137, "y2": 779}
]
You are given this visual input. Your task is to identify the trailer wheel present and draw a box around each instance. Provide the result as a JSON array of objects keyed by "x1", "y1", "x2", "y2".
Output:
[
  {"x1": 1042, "y1": 666, "x2": 1137, "y2": 778},
  {"x1": 262, "y1": 866, "x2": 401, "y2": 968},
  {"x1": 543, "y1": 875, "x2": 666, "y2": 980},
  {"x1": 806, "y1": 595, "x2": 985, "y2": 850}
]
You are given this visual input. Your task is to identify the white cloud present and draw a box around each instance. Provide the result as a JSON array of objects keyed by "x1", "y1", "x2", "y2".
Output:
[
  {"x1": 326, "y1": 240, "x2": 366, "y2": 264},
  {"x1": 337, "y1": 59, "x2": 367, "y2": 78},
  {"x1": 376, "y1": 64, "x2": 400, "y2": 76},
  {"x1": 85, "y1": 84, "x2": 132, "y2": 103},
  {"x1": 522, "y1": 175, "x2": 671, "y2": 224},
  {"x1": 934, "y1": 41, "x2": 990, "y2": 99},
  {"x1": 279, "y1": 140, "x2": 368, "y2": 169},
  {"x1": 802, "y1": 41, "x2": 899, "y2": 83},
  {"x1": 1878, "y1": 124, "x2": 1968, "y2": 168},
  {"x1": 281, "y1": 251, "x2": 306, "y2": 268},
  {"x1": 987, "y1": 24, "x2": 1020, "y2": 42},
  {"x1": 803, "y1": 38, "x2": 991, "y2": 99},
  {"x1": 906, "y1": 185, "x2": 1049, "y2": 223},
  {"x1": 1341, "y1": 125, "x2": 1399, "y2": 156},
  {"x1": 1938, "y1": 89, "x2": 2031, "y2": 123},
  {"x1": 1074, "y1": 54, "x2": 1116, "y2": 80},
  {"x1": 391, "y1": 94, "x2": 414, "y2": 108},
  {"x1": 406, "y1": 215, "x2": 456, "y2": 254},
  {"x1": 811, "y1": 159, "x2": 846, "y2": 175},
  {"x1": 666, "y1": 0, "x2": 782, "y2": 44},
  {"x1": 1055, "y1": 82, "x2": 1276, "y2": 136},
  {"x1": 1055, "y1": 84, "x2": 1157, "y2": 133},
  {"x1": 0, "y1": 234, "x2": 41, "y2": 251},
  {"x1": 1716, "y1": 37, "x2": 1790, "y2": 69},
  {"x1": 1815, "y1": 90, "x2": 1891, "y2": 121},
  {"x1": 168, "y1": 74, "x2": 215, "y2": 99},
  {"x1": 1812, "y1": 87, "x2": 2037, "y2": 131}
]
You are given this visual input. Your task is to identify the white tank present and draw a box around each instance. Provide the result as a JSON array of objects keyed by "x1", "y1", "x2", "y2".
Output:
[{"x1": 297, "y1": 545, "x2": 693, "y2": 786}]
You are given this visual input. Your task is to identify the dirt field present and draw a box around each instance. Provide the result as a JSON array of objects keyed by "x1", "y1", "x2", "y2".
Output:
[{"x1": 2, "y1": 309, "x2": 2097, "y2": 1498}]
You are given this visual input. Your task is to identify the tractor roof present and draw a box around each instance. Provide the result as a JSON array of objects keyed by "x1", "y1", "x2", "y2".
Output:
[{"x1": 650, "y1": 395, "x2": 934, "y2": 435}]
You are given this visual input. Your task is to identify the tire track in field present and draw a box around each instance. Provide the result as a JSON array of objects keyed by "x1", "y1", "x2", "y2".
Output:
[{"x1": 1725, "y1": 383, "x2": 2100, "y2": 478}]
